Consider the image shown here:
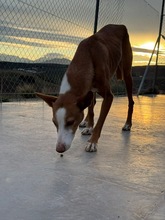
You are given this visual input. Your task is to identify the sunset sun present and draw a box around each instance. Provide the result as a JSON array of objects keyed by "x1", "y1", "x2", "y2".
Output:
[{"x1": 140, "y1": 42, "x2": 156, "y2": 50}]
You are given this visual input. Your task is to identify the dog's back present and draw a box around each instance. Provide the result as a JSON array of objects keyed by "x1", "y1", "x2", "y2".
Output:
[
  {"x1": 69, "y1": 24, "x2": 132, "y2": 87},
  {"x1": 94, "y1": 24, "x2": 132, "y2": 80}
]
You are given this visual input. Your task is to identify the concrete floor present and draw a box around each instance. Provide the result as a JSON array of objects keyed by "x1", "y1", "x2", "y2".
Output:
[{"x1": 0, "y1": 95, "x2": 165, "y2": 220}]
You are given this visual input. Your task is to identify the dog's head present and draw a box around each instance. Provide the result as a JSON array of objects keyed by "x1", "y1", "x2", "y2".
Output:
[{"x1": 36, "y1": 92, "x2": 93, "y2": 153}]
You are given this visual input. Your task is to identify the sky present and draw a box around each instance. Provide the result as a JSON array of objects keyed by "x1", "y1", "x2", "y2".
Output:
[
  {"x1": 124, "y1": 0, "x2": 164, "y2": 65},
  {"x1": 0, "y1": 0, "x2": 164, "y2": 66},
  {"x1": 147, "y1": 0, "x2": 162, "y2": 12}
]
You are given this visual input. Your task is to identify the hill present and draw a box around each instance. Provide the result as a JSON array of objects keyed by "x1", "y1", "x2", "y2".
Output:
[
  {"x1": 0, "y1": 62, "x2": 165, "y2": 100},
  {"x1": 132, "y1": 65, "x2": 165, "y2": 94}
]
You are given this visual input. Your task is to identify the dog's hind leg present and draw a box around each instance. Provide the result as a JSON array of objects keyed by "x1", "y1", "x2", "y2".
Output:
[
  {"x1": 81, "y1": 92, "x2": 96, "y2": 135},
  {"x1": 79, "y1": 119, "x2": 88, "y2": 128},
  {"x1": 122, "y1": 36, "x2": 134, "y2": 131},
  {"x1": 122, "y1": 73, "x2": 134, "y2": 131}
]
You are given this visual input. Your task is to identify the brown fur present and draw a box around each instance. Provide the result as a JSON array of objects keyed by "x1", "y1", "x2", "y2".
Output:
[{"x1": 36, "y1": 24, "x2": 134, "y2": 153}]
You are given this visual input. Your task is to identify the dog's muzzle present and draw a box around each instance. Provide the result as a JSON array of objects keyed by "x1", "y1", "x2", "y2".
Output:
[{"x1": 56, "y1": 143, "x2": 67, "y2": 153}]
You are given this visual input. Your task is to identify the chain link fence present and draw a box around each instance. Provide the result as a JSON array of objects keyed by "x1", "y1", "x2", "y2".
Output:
[
  {"x1": 136, "y1": 1, "x2": 165, "y2": 95},
  {"x1": 0, "y1": 0, "x2": 163, "y2": 101}
]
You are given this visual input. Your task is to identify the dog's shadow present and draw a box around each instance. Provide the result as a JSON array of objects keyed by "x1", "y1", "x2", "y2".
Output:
[{"x1": 121, "y1": 130, "x2": 131, "y2": 146}]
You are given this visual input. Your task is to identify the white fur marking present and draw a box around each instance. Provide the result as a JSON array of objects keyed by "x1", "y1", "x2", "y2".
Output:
[
  {"x1": 56, "y1": 108, "x2": 74, "y2": 150},
  {"x1": 81, "y1": 127, "x2": 93, "y2": 135},
  {"x1": 85, "y1": 142, "x2": 97, "y2": 152},
  {"x1": 60, "y1": 74, "x2": 71, "y2": 94}
]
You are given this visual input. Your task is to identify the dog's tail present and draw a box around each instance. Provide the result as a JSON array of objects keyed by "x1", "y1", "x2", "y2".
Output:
[{"x1": 116, "y1": 27, "x2": 132, "y2": 80}]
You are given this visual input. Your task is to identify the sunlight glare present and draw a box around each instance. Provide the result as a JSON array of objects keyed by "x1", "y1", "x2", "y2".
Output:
[{"x1": 140, "y1": 42, "x2": 156, "y2": 50}]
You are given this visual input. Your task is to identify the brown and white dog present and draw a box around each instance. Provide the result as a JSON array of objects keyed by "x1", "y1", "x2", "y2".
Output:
[{"x1": 36, "y1": 24, "x2": 134, "y2": 153}]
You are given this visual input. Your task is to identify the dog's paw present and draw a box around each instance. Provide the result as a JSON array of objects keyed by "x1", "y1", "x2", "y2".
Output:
[
  {"x1": 79, "y1": 120, "x2": 88, "y2": 128},
  {"x1": 85, "y1": 142, "x2": 97, "y2": 152},
  {"x1": 122, "y1": 123, "x2": 131, "y2": 131},
  {"x1": 81, "y1": 127, "x2": 93, "y2": 135}
]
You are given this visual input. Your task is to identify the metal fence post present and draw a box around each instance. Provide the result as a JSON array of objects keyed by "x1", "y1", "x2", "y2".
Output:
[{"x1": 94, "y1": 0, "x2": 100, "y2": 34}]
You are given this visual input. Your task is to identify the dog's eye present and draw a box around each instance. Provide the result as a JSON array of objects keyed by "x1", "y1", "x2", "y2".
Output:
[{"x1": 66, "y1": 119, "x2": 74, "y2": 127}]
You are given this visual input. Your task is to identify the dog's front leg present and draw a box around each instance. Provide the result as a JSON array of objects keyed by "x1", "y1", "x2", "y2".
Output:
[{"x1": 85, "y1": 92, "x2": 113, "y2": 152}]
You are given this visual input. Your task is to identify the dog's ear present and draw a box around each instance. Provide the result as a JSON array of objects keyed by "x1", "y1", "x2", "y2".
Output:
[
  {"x1": 77, "y1": 91, "x2": 93, "y2": 111},
  {"x1": 35, "y1": 92, "x2": 57, "y2": 107}
]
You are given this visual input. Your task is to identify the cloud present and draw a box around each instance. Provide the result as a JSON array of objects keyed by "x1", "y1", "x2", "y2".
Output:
[
  {"x1": 132, "y1": 47, "x2": 156, "y2": 54},
  {"x1": 0, "y1": 25, "x2": 83, "y2": 46}
]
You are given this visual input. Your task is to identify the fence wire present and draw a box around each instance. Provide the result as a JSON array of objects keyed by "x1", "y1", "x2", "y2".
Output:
[
  {"x1": 136, "y1": 1, "x2": 165, "y2": 94},
  {"x1": 0, "y1": 0, "x2": 163, "y2": 101}
]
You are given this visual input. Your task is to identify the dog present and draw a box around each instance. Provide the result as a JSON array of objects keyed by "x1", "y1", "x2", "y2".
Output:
[{"x1": 36, "y1": 24, "x2": 134, "y2": 153}]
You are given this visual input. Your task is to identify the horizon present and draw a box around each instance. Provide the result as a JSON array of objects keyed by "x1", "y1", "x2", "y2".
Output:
[{"x1": 1, "y1": 55, "x2": 165, "y2": 68}]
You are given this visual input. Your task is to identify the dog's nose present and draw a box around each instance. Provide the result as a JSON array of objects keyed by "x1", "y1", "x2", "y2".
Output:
[{"x1": 56, "y1": 143, "x2": 66, "y2": 153}]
